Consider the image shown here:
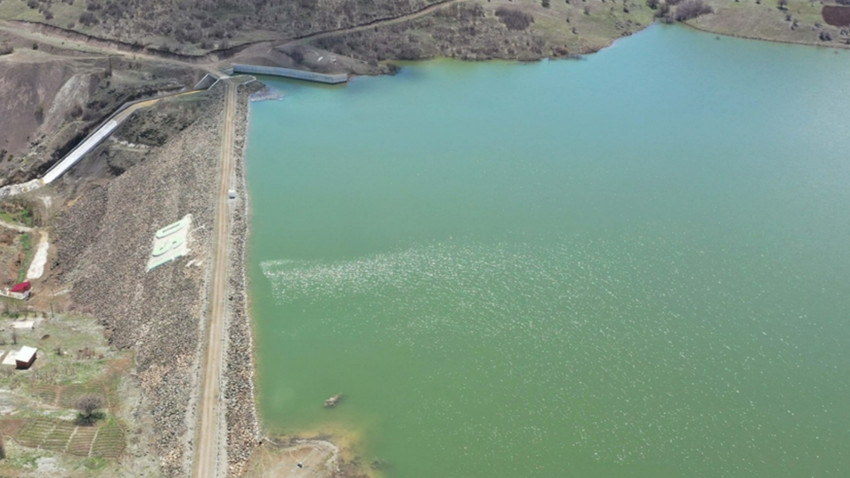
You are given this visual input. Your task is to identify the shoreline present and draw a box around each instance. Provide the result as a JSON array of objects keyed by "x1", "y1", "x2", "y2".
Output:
[
  {"x1": 223, "y1": 23, "x2": 850, "y2": 476},
  {"x1": 683, "y1": 21, "x2": 850, "y2": 51},
  {"x1": 4, "y1": 8, "x2": 848, "y2": 475},
  {"x1": 223, "y1": 80, "x2": 263, "y2": 475},
  {"x1": 227, "y1": 83, "x2": 364, "y2": 477}
]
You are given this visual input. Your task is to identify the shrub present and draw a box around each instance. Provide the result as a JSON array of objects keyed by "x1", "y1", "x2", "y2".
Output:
[
  {"x1": 655, "y1": 2, "x2": 671, "y2": 19},
  {"x1": 79, "y1": 12, "x2": 99, "y2": 27},
  {"x1": 495, "y1": 7, "x2": 535, "y2": 30},
  {"x1": 823, "y1": 6, "x2": 850, "y2": 26},
  {"x1": 103, "y1": 2, "x2": 125, "y2": 19},
  {"x1": 674, "y1": 0, "x2": 713, "y2": 21}
]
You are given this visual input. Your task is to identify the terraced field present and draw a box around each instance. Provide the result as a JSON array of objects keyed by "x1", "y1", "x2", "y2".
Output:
[
  {"x1": 27, "y1": 382, "x2": 112, "y2": 409},
  {"x1": 13, "y1": 417, "x2": 124, "y2": 458},
  {"x1": 91, "y1": 420, "x2": 124, "y2": 457},
  {"x1": 16, "y1": 418, "x2": 75, "y2": 452}
]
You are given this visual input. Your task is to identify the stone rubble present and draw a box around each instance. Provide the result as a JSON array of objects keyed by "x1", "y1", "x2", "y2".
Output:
[
  {"x1": 54, "y1": 84, "x2": 224, "y2": 477},
  {"x1": 223, "y1": 82, "x2": 262, "y2": 476}
]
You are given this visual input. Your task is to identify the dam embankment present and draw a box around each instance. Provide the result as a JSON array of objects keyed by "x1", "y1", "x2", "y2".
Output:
[{"x1": 222, "y1": 81, "x2": 262, "y2": 476}]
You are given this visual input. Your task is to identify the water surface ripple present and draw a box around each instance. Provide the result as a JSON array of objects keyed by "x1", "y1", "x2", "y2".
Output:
[{"x1": 248, "y1": 25, "x2": 850, "y2": 477}]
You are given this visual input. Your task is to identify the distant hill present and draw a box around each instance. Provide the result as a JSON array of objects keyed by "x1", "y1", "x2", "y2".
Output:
[
  {"x1": 0, "y1": 0, "x2": 446, "y2": 53},
  {"x1": 1, "y1": 0, "x2": 847, "y2": 66}
]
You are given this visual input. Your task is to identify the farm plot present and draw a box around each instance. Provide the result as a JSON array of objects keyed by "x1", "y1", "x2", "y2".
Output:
[{"x1": 13, "y1": 417, "x2": 124, "y2": 457}]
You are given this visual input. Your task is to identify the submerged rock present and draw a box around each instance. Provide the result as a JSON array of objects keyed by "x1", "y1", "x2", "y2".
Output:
[{"x1": 323, "y1": 394, "x2": 343, "y2": 408}]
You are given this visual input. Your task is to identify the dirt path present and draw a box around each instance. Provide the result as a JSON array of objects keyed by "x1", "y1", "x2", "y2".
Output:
[
  {"x1": 0, "y1": 19, "x2": 121, "y2": 57},
  {"x1": 0, "y1": 219, "x2": 32, "y2": 233},
  {"x1": 5, "y1": 6, "x2": 474, "y2": 475},
  {"x1": 192, "y1": 79, "x2": 237, "y2": 478},
  {"x1": 26, "y1": 230, "x2": 49, "y2": 280},
  {"x1": 1, "y1": 0, "x2": 461, "y2": 65},
  {"x1": 287, "y1": 0, "x2": 461, "y2": 45},
  {"x1": 0, "y1": 19, "x2": 228, "y2": 76}
]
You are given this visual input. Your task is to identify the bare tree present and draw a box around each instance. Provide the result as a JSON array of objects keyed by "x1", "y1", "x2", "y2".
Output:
[{"x1": 75, "y1": 395, "x2": 104, "y2": 425}]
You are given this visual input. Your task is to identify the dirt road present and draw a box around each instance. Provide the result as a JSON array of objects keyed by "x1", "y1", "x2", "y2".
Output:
[
  {"x1": 192, "y1": 79, "x2": 237, "y2": 478},
  {"x1": 288, "y1": 0, "x2": 460, "y2": 45},
  {"x1": 0, "y1": 218, "x2": 32, "y2": 233},
  {"x1": 2, "y1": 7, "x2": 475, "y2": 475}
]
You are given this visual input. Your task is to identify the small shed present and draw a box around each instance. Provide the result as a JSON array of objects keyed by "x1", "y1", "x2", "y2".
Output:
[
  {"x1": 15, "y1": 346, "x2": 36, "y2": 369},
  {"x1": 10, "y1": 282, "x2": 30, "y2": 294},
  {"x1": 6, "y1": 281, "x2": 32, "y2": 300},
  {"x1": 12, "y1": 320, "x2": 36, "y2": 331}
]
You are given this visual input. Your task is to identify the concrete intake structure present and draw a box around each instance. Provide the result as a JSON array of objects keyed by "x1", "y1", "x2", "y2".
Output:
[{"x1": 230, "y1": 64, "x2": 348, "y2": 84}]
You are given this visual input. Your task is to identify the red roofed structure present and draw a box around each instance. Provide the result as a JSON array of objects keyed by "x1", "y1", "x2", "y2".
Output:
[
  {"x1": 10, "y1": 282, "x2": 30, "y2": 293},
  {"x1": 2, "y1": 281, "x2": 32, "y2": 300}
]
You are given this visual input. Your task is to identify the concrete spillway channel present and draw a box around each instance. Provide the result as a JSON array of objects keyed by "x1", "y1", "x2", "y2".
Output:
[
  {"x1": 42, "y1": 118, "x2": 121, "y2": 184},
  {"x1": 0, "y1": 88, "x2": 208, "y2": 199},
  {"x1": 40, "y1": 93, "x2": 191, "y2": 184}
]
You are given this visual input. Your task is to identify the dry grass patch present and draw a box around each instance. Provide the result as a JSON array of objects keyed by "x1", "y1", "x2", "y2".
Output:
[{"x1": 688, "y1": 0, "x2": 849, "y2": 47}]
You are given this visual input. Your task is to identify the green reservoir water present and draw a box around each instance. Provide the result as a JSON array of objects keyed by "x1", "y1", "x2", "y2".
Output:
[{"x1": 246, "y1": 25, "x2": 850, "y2": 477}]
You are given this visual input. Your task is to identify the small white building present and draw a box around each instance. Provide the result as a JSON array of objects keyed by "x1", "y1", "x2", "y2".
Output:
[
  {"x1": 15, "y1": 346, "x2": 37, "y2": 369},
  {"x1": 0, "y1": 347, "x2": 38, "y2": 369},
  {"x1": 12, "y1": 320, "x2": 36, "y2": 331}
]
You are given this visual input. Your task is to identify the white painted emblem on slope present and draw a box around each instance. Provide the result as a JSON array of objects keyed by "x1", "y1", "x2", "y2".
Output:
[{"x1": 147, "y1": 214, "x2": 192, "y2": 271}]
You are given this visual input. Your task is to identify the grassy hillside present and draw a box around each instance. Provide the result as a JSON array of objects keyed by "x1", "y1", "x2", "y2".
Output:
[
  {"x1": 688, "y1": 0, "x2": 850, "y2": 47},
  {"x1": 0, "y1": 0, "x2": 445, "y2": 54},
  {"x1": 1, "y1": 0, "x2": 847, "y2": 62}
]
